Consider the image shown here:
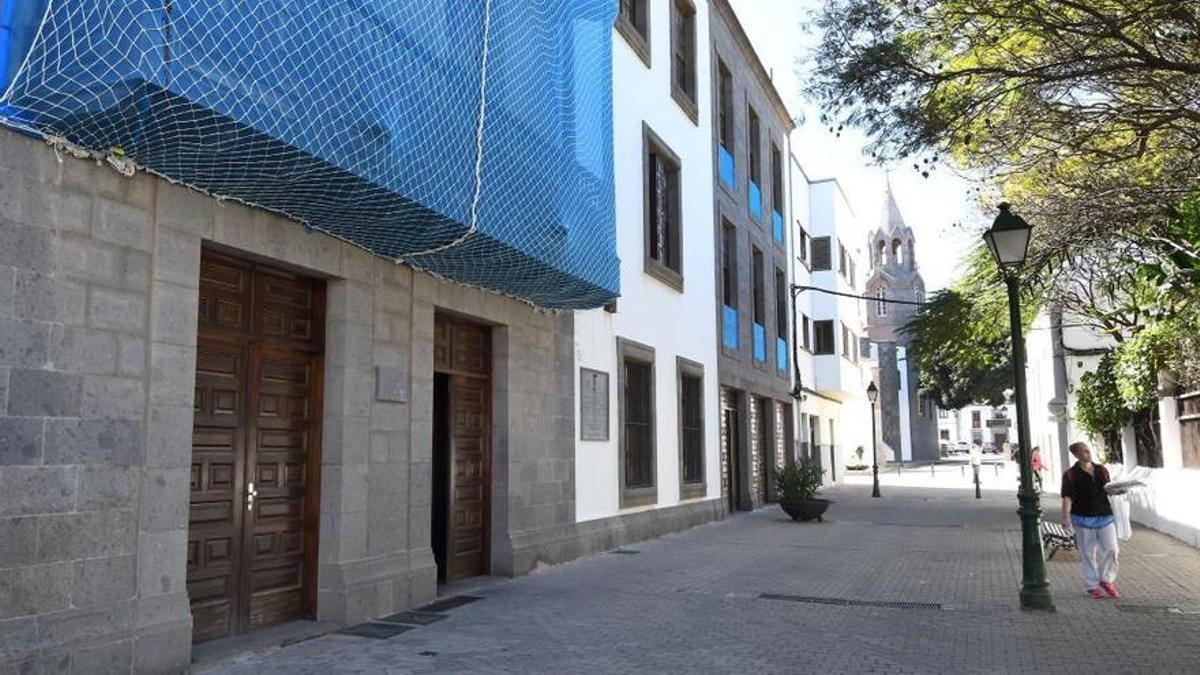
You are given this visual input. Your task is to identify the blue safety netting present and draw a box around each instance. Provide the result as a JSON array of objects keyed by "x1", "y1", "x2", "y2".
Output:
[{"x1": 0, "y1": 0, "x2": 619, "y2": 309}]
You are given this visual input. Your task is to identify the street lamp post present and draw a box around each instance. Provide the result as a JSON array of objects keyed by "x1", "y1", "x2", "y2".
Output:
[
  {"x1": 983, "y1": 203, "x2": 1055, "y2": 612},
  {"x1": 866, "y1": 381, "x2": 880, "y2": 498}
]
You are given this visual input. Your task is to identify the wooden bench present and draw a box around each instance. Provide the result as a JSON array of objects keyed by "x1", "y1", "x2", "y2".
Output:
[{"x1": 1041, "y1": 521, "x2": 1076, "y2": 560}]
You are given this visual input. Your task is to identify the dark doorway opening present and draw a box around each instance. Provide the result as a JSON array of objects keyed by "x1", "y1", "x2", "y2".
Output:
[
  {"x1": 432, "y1": 373, "x2": 451, "y2": 584},
  {"x1": 757, "y1": 397, "x2": 771, "y2": 504},
  {"x1": 431, "y1": 313, "x2": 492, "y2": 583}
]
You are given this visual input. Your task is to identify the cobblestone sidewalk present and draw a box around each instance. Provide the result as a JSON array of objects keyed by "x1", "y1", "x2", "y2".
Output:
[{"x1": 202, "y1": 481, "x2": 1200, "y2": 674}]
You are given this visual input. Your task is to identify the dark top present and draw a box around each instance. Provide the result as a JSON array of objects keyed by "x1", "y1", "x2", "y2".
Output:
[{"x1": 1061, "y1": 463, "x2": 1112, "y2": 517}]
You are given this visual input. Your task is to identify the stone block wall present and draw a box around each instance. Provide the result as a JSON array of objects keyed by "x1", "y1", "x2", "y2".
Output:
[
  {"x1": 877, "y1": 344, "x2": 902, "y2": 463},
  {"x1": 0, "y1": 132, "x2": 191, "y2": 673},
  {"x1": 708, "y1": 0, "x2": 793, "y2": 408},
  {"x1": 0, "y1": 130, "x2": 578, "y2": 673}
]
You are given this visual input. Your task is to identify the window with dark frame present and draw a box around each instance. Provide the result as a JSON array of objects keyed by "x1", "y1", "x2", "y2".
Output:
[
  {"x1": 644, "y1": 126, "x2": 683, "y2": 289},
  {"x1": 670, "y1": 0, "x2": 697, "y2": 117},
  {"x1": 813, "y1": 320, "x2": 835, "y2": 355},
  {"x1": 616, "y1": 0, "x2": 650, "y2": 65},
  {"x1": 679, "y1": 364, "x2": 705, "y2": 492},
  {"x1": 752, "y1": 247, "x2": 765, "y2": 327},
  {"x1": 797, "y1": 226, "x2": 809, "y2": 265},
  {"x1": 972, "y1": 410, "x2": 981, "y2": 428},
  {"x1": 838, "y1": 241, "x2": 847, "y2": 275},
  {"x1": 775, "y1": 268, "x2": 788, "y2": 339},
  {"x1": 722, "y1": 221, "x2": 738, "y2": 307},
  {"x1": 811, "y1": 236, "x2": 832, "y2": 271},
  {"x1": 771, "y1": 144, "x2": 783, "y2": 215},
  {"x1": 718, "y1": 60, "x2": 734, "y2": 151},
  {"x1": 841, "y1": 322, "x2": 851, "y2": 358},
  {"x1": 747, "y1": 106, "x2": 761, "y2": 186},
  {"x1": 801, "y1": 314, "x2": 811, "y2": 351},
  {"x1": 622, "y1": 352, "x2": 655, "y2": 496}
]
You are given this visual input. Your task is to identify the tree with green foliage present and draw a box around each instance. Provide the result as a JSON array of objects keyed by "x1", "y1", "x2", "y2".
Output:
[
  {"x1": 809, "y1": 0, "x2": 1199, "y2": 219},
  {"x1": 901, "y1": 289, "x2": 1010, "y2": 408},
  {"x1": 900, "y1": 244, "x2": 1037, "y2": 408},
  {"x1": 811, "y1": 0, "x2": 1200, "y2": 397},
  {"x1": 809, "y1": 0, "x2": 1200, "y2": 301},
  {"x1": 1074, "y1": 355, "x2": 1131, "y2": 462}
]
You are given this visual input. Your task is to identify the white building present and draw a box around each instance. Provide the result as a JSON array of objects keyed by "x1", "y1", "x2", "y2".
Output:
[
  {"x1": 797, "y1": 178, "x2": 872, "y2": 483},
  {"x1": 573, "y1": 1, "x2": 723, "y2": 526},
  {"x1": 937, "y1": 402, "x2": 1017, "y2": 452},
  {"x1": 1025, "y1": 307, "x2": 1200, "y2": 548}
]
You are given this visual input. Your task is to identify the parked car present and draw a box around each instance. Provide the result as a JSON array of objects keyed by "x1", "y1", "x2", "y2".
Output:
[
  {"x1": 953, "y1": 441, "x2": 970, "y2": 454},
  {"x1": 983, "y1": 442, "x2": 998, "y2": 454}
]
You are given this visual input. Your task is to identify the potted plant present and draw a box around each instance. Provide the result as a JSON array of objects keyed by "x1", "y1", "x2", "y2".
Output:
[{"x1": 775, "y1": 458, "x2": 832, "y2": 522}]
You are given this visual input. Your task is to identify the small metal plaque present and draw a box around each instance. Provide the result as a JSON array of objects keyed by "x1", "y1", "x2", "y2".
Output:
[
  {"x1": 580, "y1": 368, "x2": 609, "y2": 441},
  {"x1": 375, "y1": 366, "x2": 408, "y2": 403}
]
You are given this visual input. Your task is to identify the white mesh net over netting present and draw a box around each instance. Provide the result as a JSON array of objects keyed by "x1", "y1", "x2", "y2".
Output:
[{"x1": 0, "y1": 0, "x2": 619, "y2": 308}]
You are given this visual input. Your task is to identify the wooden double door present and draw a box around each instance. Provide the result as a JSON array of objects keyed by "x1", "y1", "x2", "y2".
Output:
[
  {"x1": 432, "y1": 315, "x2": 492, "y2": 582},
  {"x1": 188, "y1": 251, "x2": 325, "y2": 644}
]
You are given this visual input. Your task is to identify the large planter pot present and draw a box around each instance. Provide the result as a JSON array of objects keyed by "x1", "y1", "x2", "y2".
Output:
[{"x1": 779, "y1": 499, "x2": 832, "y2": 522}]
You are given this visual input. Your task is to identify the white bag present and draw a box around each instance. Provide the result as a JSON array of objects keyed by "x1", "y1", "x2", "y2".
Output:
[{"x1": 1111, "y1": 494, "x2": 1132, "y2": 541}]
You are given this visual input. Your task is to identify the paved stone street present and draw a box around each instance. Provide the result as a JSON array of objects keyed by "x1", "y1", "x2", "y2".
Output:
[{"x1": 203, "y1": 475, "x2": 1200, "y2": 674}]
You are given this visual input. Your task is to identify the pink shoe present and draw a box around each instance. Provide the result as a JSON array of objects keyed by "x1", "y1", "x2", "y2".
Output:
[
  {"x1": 1087, "y1": 588, "x2": 1105, "y2": 599},
  {"x1": 1099, "y1": 581, "x2": 1121, "y2": 598}
]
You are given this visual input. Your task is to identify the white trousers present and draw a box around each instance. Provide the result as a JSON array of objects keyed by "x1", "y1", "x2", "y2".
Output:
[{"x1": 1075, "y1": 523, "x2": 1119, "y2": 589}]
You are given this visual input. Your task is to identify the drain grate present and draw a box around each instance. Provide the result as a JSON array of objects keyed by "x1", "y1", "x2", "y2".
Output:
[
  {"x1": 422, "y1": 595, "x2": 483, "y2": 613},
  {"x1": 337, "y1": 622, "x2": 416, "y2": 639},
  {"x1": 1115, "y1": 604, "x2": 1200, "y2": 615},
  {"x1": 378, "y1": 611, "x2": 447, "y2": 626},
  {"x1": 609, "y1": 549, "x2": 641, "y2": 555},
  {"x1": 759, "y1": 593, "x2": 943, "y2": 611}
]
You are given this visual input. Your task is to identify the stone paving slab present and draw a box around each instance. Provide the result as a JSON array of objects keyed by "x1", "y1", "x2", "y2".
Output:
[{"x1": 201, "y1": 482, "x2": 1200, "y2": 674}]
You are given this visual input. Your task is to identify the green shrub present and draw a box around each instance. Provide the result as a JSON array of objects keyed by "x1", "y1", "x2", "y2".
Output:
[
  {"x1": 775, "y1": 459, "x2": 825, "y2": 502},
  {"x1": 1114, "y1": 323, "x2": 1178, "y2": 410}
]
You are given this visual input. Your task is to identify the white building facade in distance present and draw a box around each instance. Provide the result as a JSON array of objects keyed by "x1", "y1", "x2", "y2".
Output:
[
  {"x1": 937, "y1": 403, "x2": 1016, "y2": 454},
  {"x1": 801, "y1": 178, "x2": 871, "y2": 483}
]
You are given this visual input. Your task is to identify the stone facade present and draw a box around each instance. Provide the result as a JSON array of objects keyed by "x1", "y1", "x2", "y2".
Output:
[
  {"x1": 863, "y1": 187, "x2": 939, "y2": 462},
  {"x1": 0, "y1": 129, "x2": 588, "y2": 672},
  {"x1": 709, "y1": 0, "x2": 794, "y2": 508}
]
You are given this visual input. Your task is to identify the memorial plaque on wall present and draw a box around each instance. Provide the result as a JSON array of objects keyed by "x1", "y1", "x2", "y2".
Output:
[{"x1": 580, "y1": 368, "x2": 609, "y2": 441}]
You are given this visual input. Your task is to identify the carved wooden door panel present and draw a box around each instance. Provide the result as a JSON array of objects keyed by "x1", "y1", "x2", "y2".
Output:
[
  {"x1": 189, "y1": 252, "x2": 323, "y2": 643},
  {"x1": 435, "y1": 315, "x2": 491, "y2": 582},
  {"x1": 447, "y1": 375, "x2": 489, "y2": 580},
  {"x1": 243, "y1": 346, "x2": 318, "y2": 631},
  {"x1": 188, "y1": 338, "x2": 248, "y2": 643}
]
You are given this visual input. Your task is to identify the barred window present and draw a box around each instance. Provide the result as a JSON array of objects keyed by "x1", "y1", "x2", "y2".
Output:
[
  {"x1": 624, "y1": 360, "x2": 654, "y2": 489},
  {"x1": 619, "y1": 339, "x2": 657, "y2": 507},
  {"x1": 680, "y1": 366, "x2": 705, "y2": 490}
]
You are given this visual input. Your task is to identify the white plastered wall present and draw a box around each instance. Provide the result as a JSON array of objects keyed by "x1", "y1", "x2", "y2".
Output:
[{"x1": 574, "y1": 0, "x2": 720, "y2": 522}]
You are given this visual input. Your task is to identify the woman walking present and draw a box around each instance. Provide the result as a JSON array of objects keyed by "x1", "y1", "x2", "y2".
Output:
[{"x1": 1061, "y1": 442, "x2": 1120, "y2": 598}]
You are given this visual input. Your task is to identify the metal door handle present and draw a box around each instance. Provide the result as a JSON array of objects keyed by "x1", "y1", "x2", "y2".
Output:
[{"x1": 246, "y1": 482, "x2": 258, "y2": 512}]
